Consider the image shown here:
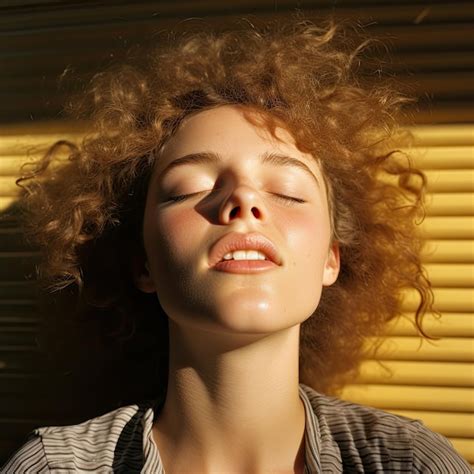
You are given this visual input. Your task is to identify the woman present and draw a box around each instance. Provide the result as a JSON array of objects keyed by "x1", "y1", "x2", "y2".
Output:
[{"x1": 2, "y1": 15, "x2": 471, "y2": 473}]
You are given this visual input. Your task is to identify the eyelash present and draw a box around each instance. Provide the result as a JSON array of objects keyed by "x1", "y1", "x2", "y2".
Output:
[
  {"x1": 271, "y1": 194, "x2": 306, "y2": 204},
  {"x1": 167, "y1": 194, "x2": 195, "y2": 203},
  {"x1": 167, "y1": 192, "x2": 305, "y2": 204}
]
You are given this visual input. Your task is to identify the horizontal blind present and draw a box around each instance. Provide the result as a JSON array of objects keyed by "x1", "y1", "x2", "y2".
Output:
[
  {"x1": 0, "y1": 123, "x2": 472, "y2": 466},
  {"x1": 0, "y1": 1, "x2": 473, "y2": 124},
  {"x1": 339, "y1": 124, "x2": 474, "y2": 467},
  {"x1": 0, "y1": 122, "x2": 86, "y2": 463}
]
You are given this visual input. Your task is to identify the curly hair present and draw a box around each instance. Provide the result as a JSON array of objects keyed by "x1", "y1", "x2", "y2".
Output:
[{"x1": 14, "y1": 14, "x2": 434, "y2": 403}]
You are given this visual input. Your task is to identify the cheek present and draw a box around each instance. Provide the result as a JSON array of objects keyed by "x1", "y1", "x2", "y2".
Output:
[
  {"x1": 148, "y1": 206, "x2": 203, "y2": 265},
  {"x1": 281, "y1": 210, "x2": 330, "y2": 265}
]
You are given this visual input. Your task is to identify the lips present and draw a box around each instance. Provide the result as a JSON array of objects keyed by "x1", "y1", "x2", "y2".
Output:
[{"x1": 208, "y1": 231, "x2": 282, "y2": 268}]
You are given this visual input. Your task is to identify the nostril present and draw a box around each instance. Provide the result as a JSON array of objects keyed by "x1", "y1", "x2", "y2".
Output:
[
  {"x1": 252, "y1": 207, "x2": 261, "y2": 218},
  {"x1": 228, "y1": 206, "x2": 261, "y2": 219}
]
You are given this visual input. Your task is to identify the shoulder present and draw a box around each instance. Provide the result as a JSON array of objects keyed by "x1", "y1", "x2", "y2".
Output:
[
  {"x1": 0, "y1": 435, "x2": 47, "y2": 473},
  {"x1": 1, "y1": 403, "x2": 150, "y2": 473},
  {"x1": 299, "y1": 383, "x2": 472, "y2": 473},
  {"x1": 410, "y1": 419, "x2": 473, "y2": 473}
]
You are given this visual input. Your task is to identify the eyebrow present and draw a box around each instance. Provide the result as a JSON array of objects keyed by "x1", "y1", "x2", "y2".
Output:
[{"x1": 157, "y1": 151, "x2": 320, "y2": 188}]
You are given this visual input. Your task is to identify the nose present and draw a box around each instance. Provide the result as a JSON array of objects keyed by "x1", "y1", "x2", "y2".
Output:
[{"x1": 219, "y1": 184, "x2": 265, "y2": 224}]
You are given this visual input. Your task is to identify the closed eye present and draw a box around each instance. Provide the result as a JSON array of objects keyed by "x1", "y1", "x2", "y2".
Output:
[
  {"x1": 165, "y1": 191, "x2": 306, "y2": 204},
  {"x1": 166, "y1": 193, "x2": 197, "y2": 203},
  {"x1": 164, "y1": 190, "x2": 209, "y2": 203},
  {"x1": 271, "y1": 193, "x2": 306, "y2": 204}
]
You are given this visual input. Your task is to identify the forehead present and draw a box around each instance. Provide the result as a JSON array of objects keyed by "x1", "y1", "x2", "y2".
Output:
[{"x1": 155, "y1": 105, "x2": 318, "y2": 170}]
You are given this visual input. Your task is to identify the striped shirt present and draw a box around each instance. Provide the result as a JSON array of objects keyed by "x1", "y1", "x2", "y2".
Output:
[{"x1": 2, "y1": 383, "x2": 471, "y2": 473}]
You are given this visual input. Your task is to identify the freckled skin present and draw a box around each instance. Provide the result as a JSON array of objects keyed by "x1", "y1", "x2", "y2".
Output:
[
  {"x1": 133, "y1": 105, "x2": 340, "y2": 473},
  {"x1": 138, "y1": 105, "x2": 338, "y2": 336}
]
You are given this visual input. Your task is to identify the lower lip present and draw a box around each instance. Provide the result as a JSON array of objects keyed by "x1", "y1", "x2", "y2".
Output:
[{"x1": 212, "y1": 260, "x2": 278, "y2": 274}]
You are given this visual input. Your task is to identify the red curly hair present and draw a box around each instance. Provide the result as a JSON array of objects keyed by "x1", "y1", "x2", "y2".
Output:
[{"x1": 15, "y1": 14, "x2": 433, "y2": 405}]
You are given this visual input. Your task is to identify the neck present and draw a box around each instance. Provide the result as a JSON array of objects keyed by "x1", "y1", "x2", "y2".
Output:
[{"x1": 152, "y1": 319, "x2": 307, "y2": 473}]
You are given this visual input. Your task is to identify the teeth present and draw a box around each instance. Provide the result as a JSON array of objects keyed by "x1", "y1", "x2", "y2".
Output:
[{"x1": 222, "y1": 250, "x2": 267, "y2": 261}]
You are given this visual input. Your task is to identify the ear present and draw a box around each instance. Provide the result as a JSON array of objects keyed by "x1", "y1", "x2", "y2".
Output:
[
  {"x1": 130, "y1": 253, "x2": 156, "y2": 294},
  {"x1": 322, "y1": 240, "x2": 340, "y2": 286}
]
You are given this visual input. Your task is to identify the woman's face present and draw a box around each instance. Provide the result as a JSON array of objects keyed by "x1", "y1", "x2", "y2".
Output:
[{"x1": 137, "y1": 105, "x2": 339, "y2": 336}]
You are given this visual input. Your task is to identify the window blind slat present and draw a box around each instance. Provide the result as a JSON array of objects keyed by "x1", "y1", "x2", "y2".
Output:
[
  {"x1": 387, "y1": 410, "x2": 474, "y2": 438},
  {"x1": 357, "y1": 360, "x2": 474, "y2": 386},
  {"x1": 421, "y1": 217, "x2": 473, "y2": 239},
  {"x1": 424, "y1": 170, "x2": 474, "y2": 193},
  {"x1": 365, "y1": 336, "x2": 474, "y2": 362},
  {"x1": 402, "y1": 288, "x2": 474, "y2": 313},
  {"x1": 386, "y1": 312, "x2": 474, "y2": 337},
  {"x1": 0, "y1": 129, "x2": 84, "y2": 155},
  {"x1": 426, "y1": 193, "x2": 474, "y2": 216},
  {"x1": 420, "y1": 216, "x2": 474, "y2": 239},
  {"x1": 410, "y1": 125, "x2": 474, "y2": 146},
  {"x1": 0, "y1": 197, "x2": 15, "y2": 211},
  {"x1": 405, "y1": 146, "x2": 474, "y2": 170},
  {"x1": 0, "y1": 157, "x2": 31, "y2": 176},
  {"x1": 424, "y1": 263, "x2": 474, "y2": 287},
  {"x1": 340, "y1": 384, "x2": 474, "y2": 412},
  {"x1": 0, "y1": 177, "x2": 19, "y2": 197},
  {"x1": 422, "y1": 240, "x2": 474, "y2": 263}
]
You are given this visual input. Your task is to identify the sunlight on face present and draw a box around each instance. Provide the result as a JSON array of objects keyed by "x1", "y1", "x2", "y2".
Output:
[{"x1": 139, "y1": 105, "x2": 339, "y2": 336}]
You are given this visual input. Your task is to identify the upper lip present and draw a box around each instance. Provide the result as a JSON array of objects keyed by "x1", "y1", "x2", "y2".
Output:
[{"x1": 209, "y1": 231, "x2": 282, "y2": 267}]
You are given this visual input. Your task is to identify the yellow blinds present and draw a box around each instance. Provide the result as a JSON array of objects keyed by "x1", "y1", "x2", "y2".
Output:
[
  {"x1": 0, "y1": 123, "x2": 473, "y2": 465},
  {"x1": 0, "y1": 122, "x2": 85, "y2": 211},
  {"x1": 0, "y1": 122, "x2": 86, "y2": 462},
  {"x1": 340, "y1": 124, "x2": 474, "y2": 467}
]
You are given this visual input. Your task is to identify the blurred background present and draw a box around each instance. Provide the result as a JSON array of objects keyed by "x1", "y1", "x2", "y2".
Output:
[{"x1": 0, "y1": 0, "x2": 473, "y2": 467}]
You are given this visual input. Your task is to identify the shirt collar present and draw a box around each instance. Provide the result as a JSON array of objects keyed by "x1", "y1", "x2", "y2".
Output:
[{"x1": 299, "y1": 383, "x2": 323, "y2": 473}]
